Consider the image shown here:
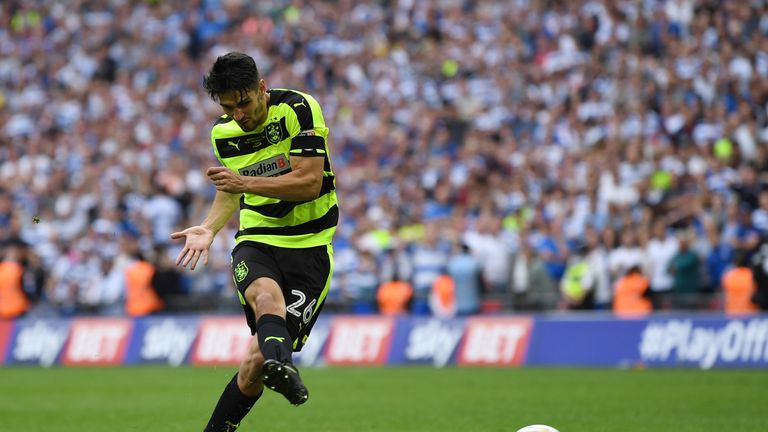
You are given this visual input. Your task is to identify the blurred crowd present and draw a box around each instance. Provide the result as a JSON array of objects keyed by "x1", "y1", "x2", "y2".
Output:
[{"x1": 2, "y1": 0, "x2": 768, "y2": 319}]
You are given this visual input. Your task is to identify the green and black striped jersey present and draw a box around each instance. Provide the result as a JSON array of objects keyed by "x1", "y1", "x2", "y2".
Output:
[{"x1": 211, "y1": 88, "x2": 338, "y2": 249}]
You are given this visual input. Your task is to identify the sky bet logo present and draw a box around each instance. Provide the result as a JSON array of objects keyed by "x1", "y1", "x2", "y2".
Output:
[{"x1": 239, "y1": 154, "x2": 290, "y2": 177}]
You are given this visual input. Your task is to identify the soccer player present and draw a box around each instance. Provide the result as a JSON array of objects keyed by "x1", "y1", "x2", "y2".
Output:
[{"x1": 171, "y1": 52, "x2": 338, "y2": 431}]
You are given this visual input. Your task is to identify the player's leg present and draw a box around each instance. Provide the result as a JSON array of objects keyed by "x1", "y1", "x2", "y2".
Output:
[
  {"x1": 228, "y1": 243, "x2": 308, "y2": 405},
  {"x1": 245, "y1": 277, "x2": 294, "y2": 364},
  {"x1": 257, "y1": 243, "x2": 334, "y2": 404},
  {"x1": 230, "y1": 243, "x2": 296, "y2": 366},
  {"x1": 203, "y1": 337, "x2": 265, "y2": 432},
  {"x1": 202, "y1": 243, "x2": 284, "y2": 431},
  {"x1": 244, "y1": 276, "x2": 309, "y2": 405}
]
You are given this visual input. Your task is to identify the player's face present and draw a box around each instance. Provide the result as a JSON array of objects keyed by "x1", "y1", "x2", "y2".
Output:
[{"x1": 218, "y1": 80, "x2": 269, "y2": 132}]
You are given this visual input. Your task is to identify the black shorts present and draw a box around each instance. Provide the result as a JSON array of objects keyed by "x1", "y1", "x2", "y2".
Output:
[{"x1": 231, "y1": 241, "x2": 333, "y2": 352}]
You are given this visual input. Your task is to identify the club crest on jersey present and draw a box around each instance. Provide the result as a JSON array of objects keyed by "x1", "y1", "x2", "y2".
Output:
[
  {"x1": 266, "y1": 122, "x2": 283, "y2": 144},
  {"x1": 234, "y1": 261, "x2": 249, "y2": 283}
]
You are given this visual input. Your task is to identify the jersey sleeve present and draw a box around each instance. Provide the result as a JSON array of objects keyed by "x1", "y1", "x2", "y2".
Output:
[
  {"x1": 287, "y1": 95, "x2": 327, "y2": 157},
  {"x1": 210, "y1": 116, "x2": 232, "y2": 166}
]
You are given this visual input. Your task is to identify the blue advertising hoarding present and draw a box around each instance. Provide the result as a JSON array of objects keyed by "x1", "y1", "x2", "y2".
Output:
[
  {"x1": 5, "y1": 318, "x2": 71, "y2": 367},
  {"x1": 0, "y1": 313, "x2": 766, "y2": 369},
  {"x1": 388, "y1": 317, "x2": 466, "y2": 367},
  {"x1": 527, "y1": 315, "x2": 768, "y2": 369},
  {"x1": 124, "y1": 316, "x2": 200, "y2": 366}
]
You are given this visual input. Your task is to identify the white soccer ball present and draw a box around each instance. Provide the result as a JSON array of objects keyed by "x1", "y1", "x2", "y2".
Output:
[{"x1": 516, "y1": 425, "x2": 560, "y2": 432}]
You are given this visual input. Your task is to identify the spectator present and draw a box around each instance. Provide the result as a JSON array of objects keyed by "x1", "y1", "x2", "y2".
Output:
[
  {"x1": 97, "y1": 253, "x2": 127, "y2": 316},
  {"x1": 21, "y1": 247, "x2": 46, "y2": 307},
  {"x1": 463, "y1": 211, "x2": 512, "y2": 298},
  {"x1": 376, "y1": 274, "x2": 413, "y2": 316},
  {"x1": 703, "y1": 219, "x2": 735, "y2": 298},
  {"x1": 408, "y1": 222, "x2": 450, "y2": 315},
  {"x1": 344, "y1": 249, "x2": 379, "y2": 314},
  {"x1": 529, "y1": 215, "x2": 567, "y2": 287},
  {"x1": 581, "y1": 225, "x2": 611, "y2": 309},
  {"x1": 429, "y1": 273, "x2": 457, "y2": 319},
  {"x1": 150, "y1": 245, "x2": 185, "y2": 311},
  {"x1": 608, "y1": 229, "x2": 646, "y2": 289},
  {"x1": 560, "y1": 243, "x2": 594, "y2": 310},
  {"x1": 721, "y1": 251, "x2": 759, "y2": 315},
  {"x1": 613, "y1": 265, "x2": 652, "y2": 317},
  {"x1": 0, "y1": 245, "x2": 29, "y2": 318},
  {"x1": 668, "y1": 230, "x2": 703, "y2": 309},
  {"x1": 730, "y1": 163, "x2": 764, "y2": 211},
  {"x1": 446, "y1": 242, "x2": 482, "y2": 316},
  {"x1": 124, "y1": 252, "x2": 163, "y2": 317},
  {"x1": 378, "y1": 244, "x2": 413, "y2": 290},
  {"x1": 510, "y1": 234, "x2": 559, "y2": 311},
  {"x1": 722, "y1": 203, "x2": 761, "y2": 256},
  {"x1": 644, "y1": 220, "x2": 679, "y2": 309}
]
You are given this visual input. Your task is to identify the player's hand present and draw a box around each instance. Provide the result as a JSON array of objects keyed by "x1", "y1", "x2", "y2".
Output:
[
  {"x1": 170, "y1": 225, "x2": 215, "y2": 270},
  {"x1": 207, "y1": 166, "x2": 248, "y2": 194}
]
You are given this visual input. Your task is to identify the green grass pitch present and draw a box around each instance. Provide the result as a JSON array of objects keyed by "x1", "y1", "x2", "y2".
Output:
[{"x1": 1, "y1": 366, "x2": 765, "y2": 431}]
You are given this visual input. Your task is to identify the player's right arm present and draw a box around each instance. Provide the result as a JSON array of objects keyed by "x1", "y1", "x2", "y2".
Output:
[{"x1": 171, "y1": 190, "x2": 241, "y2": 270}]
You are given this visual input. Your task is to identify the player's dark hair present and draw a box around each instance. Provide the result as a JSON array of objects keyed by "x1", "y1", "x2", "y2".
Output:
[{"x1": 203, "y1": 52, "x2": 260, "y2": 100}]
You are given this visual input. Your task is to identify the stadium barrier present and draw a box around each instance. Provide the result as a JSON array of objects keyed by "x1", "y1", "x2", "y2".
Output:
[{"x1": 1, "y1": 313, "x2": 767, "y2": 369}]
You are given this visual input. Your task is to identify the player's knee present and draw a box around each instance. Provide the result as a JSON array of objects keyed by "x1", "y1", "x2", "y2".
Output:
[
  {"x1": 253, "y1": 292, "x2": 284, "y2": 315},
  {"x1": 245, "y1": 283, "x2": 285, "y2": 317},
  {"x1": 246, "y1": 290, "x2": 285, "y2": 317}
]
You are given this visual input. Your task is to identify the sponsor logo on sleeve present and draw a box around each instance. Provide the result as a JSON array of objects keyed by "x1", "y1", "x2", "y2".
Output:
[
  {"x1": 325, "y1": 317, "x2": 394, "y2": 365},
  {"x1": 189, "y1": 317, "x2": 252, "y2": 365},
  {"x1": 457, "y1": 317, "x2": 532, "y2": 366},
  {"x1": 638, "y1": 318, "x2": 768, "y2": 369},
  {"x1": 61, "y1": 318, "x2": 132, "y2": 365}
]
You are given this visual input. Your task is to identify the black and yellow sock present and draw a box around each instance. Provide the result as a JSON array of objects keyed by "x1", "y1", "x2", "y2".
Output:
[
  {"x1": 204, "y1": 373, "x2": 262, "y2": 432},
  {"x1": 255, "y1": 314, "x2": 293, "y2": 363}
]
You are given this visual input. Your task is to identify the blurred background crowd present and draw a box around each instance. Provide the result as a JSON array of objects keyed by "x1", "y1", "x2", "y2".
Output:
[{"x1": 2, "y1": 0, "x2": 768, "y2": 319}]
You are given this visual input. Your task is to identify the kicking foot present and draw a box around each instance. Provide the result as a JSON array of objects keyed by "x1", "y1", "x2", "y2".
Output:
[{"x1": 261, "y1": 359, "x2": 309, "y2": 406}]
